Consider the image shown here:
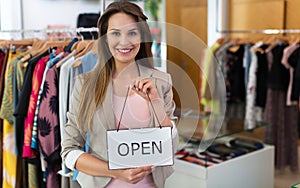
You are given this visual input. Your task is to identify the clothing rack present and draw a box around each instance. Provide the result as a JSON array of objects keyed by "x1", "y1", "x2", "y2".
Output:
[
  {"x1": 0, "y1": 27, "x2": 99, "y2": 40},
  {"x1": 216, "y1": 29, "x2": 300, "y2": 35},
  {"x1": 0, "y1": 27, "x2": 98, "y2": 34}
]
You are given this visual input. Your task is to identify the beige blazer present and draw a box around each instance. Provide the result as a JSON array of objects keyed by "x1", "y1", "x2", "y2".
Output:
[{"x1": 61, "y1": 64, "x2": 179, "y2": 188}]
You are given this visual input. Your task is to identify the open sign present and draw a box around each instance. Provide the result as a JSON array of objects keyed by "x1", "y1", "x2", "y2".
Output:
[{"x1": 106, "y1": 126, "x2": 174, "y2": 169}]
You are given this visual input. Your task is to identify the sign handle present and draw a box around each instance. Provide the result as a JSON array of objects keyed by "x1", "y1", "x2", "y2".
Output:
[{"x1": 117, "y1": 86, "x2": 163, "y2": 131}]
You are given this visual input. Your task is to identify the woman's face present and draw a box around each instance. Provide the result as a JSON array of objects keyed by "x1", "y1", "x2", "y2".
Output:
[{"x1": 107, "y1": 12, "x2": 141, "y2": 66}]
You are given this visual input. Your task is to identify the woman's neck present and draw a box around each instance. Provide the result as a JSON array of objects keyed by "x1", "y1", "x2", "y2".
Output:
[
  {"x1": 113, "y1": 61, "x2": 139, "y2": 79},
  {"x1": 112, "y1": 62, "x2": 140, "y2": 96}
]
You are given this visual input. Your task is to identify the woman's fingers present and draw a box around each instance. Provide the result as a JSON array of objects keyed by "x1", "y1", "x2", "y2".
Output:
[
  {"x1": 132, "y1": 78, "x2": 160, "y2": 100},
  {"x1": 123, "y1": 166, "x2": 153, "y2": 184}
]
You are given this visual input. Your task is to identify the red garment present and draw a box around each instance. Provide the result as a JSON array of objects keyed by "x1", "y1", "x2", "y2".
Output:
[{"x1": 23, "y1": 55, "x2": 49, "y2": 157}]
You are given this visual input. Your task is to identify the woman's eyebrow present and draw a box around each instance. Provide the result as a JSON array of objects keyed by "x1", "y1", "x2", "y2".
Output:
[
  {"x1": 108, "y1": 28, "x2": 120, "y2": 31},
  {"x1": 128, "y1": 28, "x2": 138, "y2": 31},
  {"x1": 109, "y1": 27, "x2": 138, "y2": 32}
]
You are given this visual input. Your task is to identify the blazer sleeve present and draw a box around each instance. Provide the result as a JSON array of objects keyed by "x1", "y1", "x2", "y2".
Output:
[
  {"x1": 152, "y1": 71, "x2": 179, "y2": 153},
  {"x1": 61, "y1": 76, "x2": 86, "y2": 162},
  {"x1": 164, "y1": 73, "x2": 179, "y2": 152}
]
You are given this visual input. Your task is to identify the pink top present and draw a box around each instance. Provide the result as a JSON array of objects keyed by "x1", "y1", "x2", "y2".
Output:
[
  {"x1": 105, "y1": 93, "x2": 155, "y2": 187},
  {"x1": 114, "y1": 92, "x2": 150, "y2": 129}
]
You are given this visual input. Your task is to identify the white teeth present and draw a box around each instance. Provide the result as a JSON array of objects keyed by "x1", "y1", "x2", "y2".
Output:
[{"x1": 118, "y1": 49, "x2": 131, "y2": 53}]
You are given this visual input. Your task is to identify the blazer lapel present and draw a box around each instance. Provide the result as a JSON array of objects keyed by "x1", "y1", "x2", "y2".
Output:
[
  {"x1": 97, "y1": 79, "x2": 116, "y2": 130},
  {"x1": 138, "y1": 64, "x2": 153, "y2": 78}
]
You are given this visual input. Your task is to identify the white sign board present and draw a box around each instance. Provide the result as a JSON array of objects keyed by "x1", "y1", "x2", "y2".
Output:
[{"x1": 106, "y1": 126, "x2": 174, "y2": 169}]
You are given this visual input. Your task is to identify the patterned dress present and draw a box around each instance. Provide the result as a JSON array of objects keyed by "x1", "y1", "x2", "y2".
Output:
[
  {"x1": 38, "y1": 65, "x2": 61, "y2": 188},
  {"x1": 1, "y1": 51, "x2": 23, "y2": 188}
]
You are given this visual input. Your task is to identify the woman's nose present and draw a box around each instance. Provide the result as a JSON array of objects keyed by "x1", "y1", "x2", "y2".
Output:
[{"x1": 119, "y1": 35, "x2": 130, "y2": 45}]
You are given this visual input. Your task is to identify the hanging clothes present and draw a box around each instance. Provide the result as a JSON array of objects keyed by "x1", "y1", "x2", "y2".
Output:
[
  {"x1": 281, "y1": 43, "x2": 299, "y2": 106},
  {"x1": 14, "y1": 50, "x2": 50, "y2": 157},
  {"x1": 38, "y1": 64, "x2": 61, "y2": 188},
  {"x1": 1, "y1": 50, "x2": 23, "y2": 188},
  {"x1": 0, "y1": 47, "x2": 9, "y2": 186},
  {"x1": 288, "y1": 46, "x2": 300, "y2": 102},
  {"x1": 13, "y1": 54, "x2": 30, "y2": 188},
  {"x1": 0, "y1": 36, "x2": 98, "y2": 188},
  {"x1": 225, "y1": 44, "x2": 246, "y2": 119},
  {"x1": 210, "y1": 38, "x2": 299, "y2": 172},
  {"x1": 23, "y1": 55, "x2": 50, "y2": 158},
  {"x1": 264, "y1": 42, "x2": 298, "y2": 172}
]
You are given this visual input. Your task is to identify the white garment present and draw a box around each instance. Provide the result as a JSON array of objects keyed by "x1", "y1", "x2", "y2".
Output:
[
  {"x1": 58, "y1": 55, "x2": 77, "y2": 176},
  {"x1": 245, "y1": 50, "x2": 257, "y2": 129}
]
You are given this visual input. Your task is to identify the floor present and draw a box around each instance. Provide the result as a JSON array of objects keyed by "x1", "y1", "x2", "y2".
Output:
[{"x1": 274, "y1": 168, "x2": 299, "y2": 188}]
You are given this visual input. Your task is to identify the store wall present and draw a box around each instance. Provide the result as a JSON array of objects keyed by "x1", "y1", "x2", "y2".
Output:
[
  {"x1": 228, "y1": 0, "x2": 300, "y2": 38},
  {"x1": 0, "y1": 0, "x2": 23, "y2": 30},
  {"x1": 0, "y1": 0, "x2": 101, "y2": 30},
  {"x1": 229, "y1": 0, "x2": 284, "y2": 38},
  {"x1": 166, "y1": 0, "x2": 207, "y2": 111}
]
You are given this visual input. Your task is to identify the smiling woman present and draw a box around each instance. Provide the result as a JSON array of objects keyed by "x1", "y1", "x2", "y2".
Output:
[{"x1": 60, "y1": 1, "x2": 178, "y2": 188}]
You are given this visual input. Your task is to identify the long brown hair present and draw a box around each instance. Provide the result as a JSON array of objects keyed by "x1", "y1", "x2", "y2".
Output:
[{"x1": 77, "y1": 1, "x2": 154, "y2": 131}]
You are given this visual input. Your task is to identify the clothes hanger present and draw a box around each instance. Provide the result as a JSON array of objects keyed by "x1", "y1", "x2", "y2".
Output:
[
  {"x1": 35, "y1": 39, "x2": 71, "y2": 57},
  {"x1": 20, "y1": 39, "x2": 46, "y2": 62},
  {"x1": 71, "y1": 31, "x2": 85, "y2": 52},
  {"x1": 70, "y1": 40, "x2": 80, "y2": 52},
  {"x1": 228, "y1": 38, "x2": 241, "y2": 53},
  {"x1": 0, "y1": 40, "x2": 9, "y2": 48},
  {"x1": 55, "y1": 49, "x2": 77, "y2": 68},
  {"x1": 73, "y1": 40, "x2": 98, "y2": 68},
  {"x1": 7, "y1": 39, "x2": 34, "y2": 46},
  {"x1": 74, "y1": 40, "x2": 94, "y2": 59},
  {"x1": 288, "y1": 35, "x2": 300, "y2": 44}
]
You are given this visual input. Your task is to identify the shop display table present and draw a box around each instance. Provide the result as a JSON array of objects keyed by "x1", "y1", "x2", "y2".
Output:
[{"x1": 165, "y1": 116, "x2": 274, "y2": 188}]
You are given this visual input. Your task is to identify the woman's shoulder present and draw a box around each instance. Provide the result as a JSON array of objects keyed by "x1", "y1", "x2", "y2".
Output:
[{"x1": 139, "y1": 64, "x2": 172, "y2": 83}]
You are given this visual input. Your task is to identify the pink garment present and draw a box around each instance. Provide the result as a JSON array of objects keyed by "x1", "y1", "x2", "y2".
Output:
[
  {"x1": 23, "y1": 56, "x2": 49, "y2": 157},
  {"x1": 281, "y1": 43, "x2": 299, "y2": 69},
  {"x1": 114, "y1": 93, "x2": 151, "y2": 129},
  {"x1": 281, "y1": 43, "x2": 299, "y2": 106},
  {"x1": 106, "y1": 93, "x2": 155, "y2": 187},
  {"x1": 106, "y1": 173, "x2": 155, "y2": 188}
]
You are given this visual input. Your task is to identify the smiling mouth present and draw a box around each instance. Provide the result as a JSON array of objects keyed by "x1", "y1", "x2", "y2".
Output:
[{"x1": 116, "y1": 48, "x2": 133, "y2": 54}]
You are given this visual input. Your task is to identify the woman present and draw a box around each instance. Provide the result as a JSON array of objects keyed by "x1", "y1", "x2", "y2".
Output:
[{"x1": 61, "y1": 2, "x2": 178, "y2": 188}]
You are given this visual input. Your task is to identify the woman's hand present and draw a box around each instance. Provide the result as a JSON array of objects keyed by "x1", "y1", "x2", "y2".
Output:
[
  {"x1": 132, "y1": 77, "x2": 173, "y2": 127},
  {"x1": 111, "y1": 165, "x2": 153, "y2": 184},
  {"x1": 132, "y1": 77, "x2": 160, "y2": 101}
]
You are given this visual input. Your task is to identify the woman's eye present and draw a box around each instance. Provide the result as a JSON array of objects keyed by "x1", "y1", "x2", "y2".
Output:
[
  {"x1": 128, "y1": 31, "x2": 137, "y2": 36},
  {"x1": 112, "y1": 32, "x2": 120, "y2": 36}
]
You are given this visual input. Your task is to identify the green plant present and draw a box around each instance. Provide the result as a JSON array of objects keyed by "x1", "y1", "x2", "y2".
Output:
[{"x1": 144, "y1": 0, "x2": 162, "y2": 21}]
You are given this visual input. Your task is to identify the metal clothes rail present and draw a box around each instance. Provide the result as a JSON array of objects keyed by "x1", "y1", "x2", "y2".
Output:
[
  {"x1": 0, "y1": 27, "x2": 99, "y2": 34},
  {"x1": 216, "y1": 29, "x2": 300, "y2": 35}
]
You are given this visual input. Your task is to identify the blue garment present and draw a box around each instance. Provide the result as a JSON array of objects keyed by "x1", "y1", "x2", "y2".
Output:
[
  {"x1": 70, "y1": 51, "x2": 98, "y2": 101},
  {"x1": 65, "y1": 38, "x2": 79, "y2": 52},
  {"x1": 74, "y1": 51, "x2": 98, "y2": 75}
]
